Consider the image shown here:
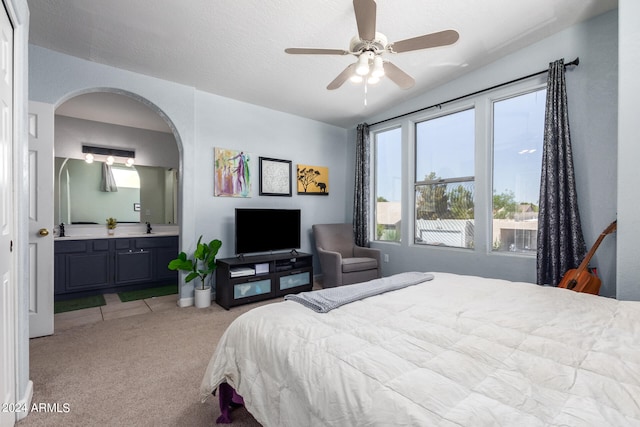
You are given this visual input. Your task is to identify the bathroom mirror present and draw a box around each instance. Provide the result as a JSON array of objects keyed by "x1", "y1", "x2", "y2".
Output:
[
  {"x1": 55, "y1": 157, "x2": 178, "y2": 225},
  {"x1": 54, "y1": 91, "x2": 180, "y2": 227}
]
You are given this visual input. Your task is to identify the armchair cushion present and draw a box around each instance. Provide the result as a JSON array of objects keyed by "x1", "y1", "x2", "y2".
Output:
[
  {"x1": 312, "y1": 223, "x2": 382, "y2": 288},
  {"x1": 342, "y1": 257, "x2": 378, "y2": 273}
]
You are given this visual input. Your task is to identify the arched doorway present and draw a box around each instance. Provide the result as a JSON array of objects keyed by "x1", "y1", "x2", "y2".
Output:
[{"x1": 46, "y1": 90, "x2": 183, "y2": 330}]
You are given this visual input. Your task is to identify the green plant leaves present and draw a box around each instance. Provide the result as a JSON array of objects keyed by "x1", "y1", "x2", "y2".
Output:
[
  {"x1": 167, "y1": 236, "x2": 222, "y2": 290},
  {"x1": 167, "y1": 255, "x2": 194, "y2": 272},
  {"x1": 185, "y1": 272, "x2": 200, "y2": 283}
]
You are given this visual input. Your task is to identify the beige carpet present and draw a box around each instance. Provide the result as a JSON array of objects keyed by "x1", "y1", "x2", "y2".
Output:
[{"x1": 18, "y1": 299, "x2": 272, "y2": 427}]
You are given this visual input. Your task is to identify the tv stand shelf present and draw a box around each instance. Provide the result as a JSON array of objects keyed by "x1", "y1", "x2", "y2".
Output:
[{"x1": 215, "y1": 252, "x2": 313, "y2": 309}]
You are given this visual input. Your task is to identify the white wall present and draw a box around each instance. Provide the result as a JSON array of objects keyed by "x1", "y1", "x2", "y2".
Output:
[
  {"x1": 55, "y1": 115, "x2": 179, "y2": 168},
  {"x1": 29, "y1": 44, "x2": 350, "y2": 304},
  {"x1": 361, "y1": 11, "x2": 620, "y2": 295},
  {"x1": 9, "y1": 0, "x2": 31, "y2": 418},
  {"x1": 617, "y1": 0, "x2": 640, "y2": 301}
]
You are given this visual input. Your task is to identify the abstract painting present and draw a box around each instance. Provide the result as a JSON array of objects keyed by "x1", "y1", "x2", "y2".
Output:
[
  {"x1": 214, "y1": 148, "x2": 251, "y2": 197},
  {"x1": 297, "y1": 164, "x2": 329, "y2": 196}
]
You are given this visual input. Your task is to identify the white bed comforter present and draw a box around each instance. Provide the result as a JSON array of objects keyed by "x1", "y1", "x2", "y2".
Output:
[{"x1": 200, "y1": 272, "x2": 640, "y2": 426}]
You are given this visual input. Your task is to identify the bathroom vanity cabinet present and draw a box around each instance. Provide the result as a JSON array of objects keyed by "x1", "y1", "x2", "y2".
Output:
[{"x1": 54, "y1": 235, "x2": 178, "y2": 300}]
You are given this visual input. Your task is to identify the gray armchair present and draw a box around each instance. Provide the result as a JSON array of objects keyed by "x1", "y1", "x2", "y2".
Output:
[{"x1": 312, "y1": 223, "x2": 381, "y2": 288}]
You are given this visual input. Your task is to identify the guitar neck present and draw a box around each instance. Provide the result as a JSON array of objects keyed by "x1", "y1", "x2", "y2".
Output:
[{"x1": 575, "y1": 221, "x2": 617, "y2": 274}]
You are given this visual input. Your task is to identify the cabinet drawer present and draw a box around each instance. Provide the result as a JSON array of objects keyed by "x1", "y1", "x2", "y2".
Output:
[
  {"x1": 279, "y1": 271, "x2": 310, "y2": 291},
  {"x1": 233, "y1": 279, "x2": 271, "y2": 300}
]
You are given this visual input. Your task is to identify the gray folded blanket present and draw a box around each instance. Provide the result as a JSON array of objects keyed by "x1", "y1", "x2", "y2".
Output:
[{"x1": 284, "y1": 272, "x2": 434, "y2": 313}]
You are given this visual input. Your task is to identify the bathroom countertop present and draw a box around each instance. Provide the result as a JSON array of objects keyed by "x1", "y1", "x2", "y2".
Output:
[{"x1": 54, "y1": 232, "x2": 178, "y2": 241}]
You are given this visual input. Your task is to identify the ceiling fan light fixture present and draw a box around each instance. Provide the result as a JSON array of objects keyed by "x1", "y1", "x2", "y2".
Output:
[
  {"x1": 355, "y1": 53, "x2": 370, "y2": 76},
  {"x1": 371, "y1": 56, "x2": 385, "y2": 78},
  {"x1": 286, "y1": 0, "x2": 459, "y2": 92}
]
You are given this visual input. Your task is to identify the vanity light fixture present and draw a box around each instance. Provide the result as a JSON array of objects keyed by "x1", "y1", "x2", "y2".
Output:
[{"x1": 82, "y1": 145, "x2": 136, "y2": 166}]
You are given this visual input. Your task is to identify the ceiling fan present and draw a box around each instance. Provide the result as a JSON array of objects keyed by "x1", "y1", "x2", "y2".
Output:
[{"x1": 285, "y1": 0, "x2": 459, "y2": 90}]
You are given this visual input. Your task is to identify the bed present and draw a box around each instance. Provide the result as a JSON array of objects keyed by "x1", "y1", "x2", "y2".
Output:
[{"x1": 200, "y1": 272, "x2": 640, "y2": 426}]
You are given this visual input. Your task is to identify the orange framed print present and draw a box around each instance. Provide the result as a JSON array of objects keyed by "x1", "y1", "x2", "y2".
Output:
[{"x1": 297, "y1": 164, "x2": 329, "y2": 196}]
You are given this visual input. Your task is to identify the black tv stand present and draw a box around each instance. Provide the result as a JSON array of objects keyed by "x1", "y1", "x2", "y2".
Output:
[{"x1": 215, "y1": 252, "x2": 313, "y2": 309}]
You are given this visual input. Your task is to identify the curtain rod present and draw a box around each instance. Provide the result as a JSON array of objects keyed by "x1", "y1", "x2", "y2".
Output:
[{"x1": 369, "y1": 57, "x2": 579, "y2": 127}]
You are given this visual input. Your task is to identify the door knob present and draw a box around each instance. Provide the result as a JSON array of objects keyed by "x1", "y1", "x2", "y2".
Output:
[{"x1": 38, "y1": 228, "x2": 50, "y2": 236}]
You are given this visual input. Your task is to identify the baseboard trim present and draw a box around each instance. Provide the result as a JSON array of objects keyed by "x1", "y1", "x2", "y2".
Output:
[
  {"x1": 15, "y1": 380, "x2": 33, "y2": 421},
  {"x1": 177, "y1": 297, "x2": 194, "y2": 307}
]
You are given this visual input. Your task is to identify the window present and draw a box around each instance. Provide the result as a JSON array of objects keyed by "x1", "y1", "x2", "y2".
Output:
[
  {"x1": 111, "y1": 165, "x2": 140, "y2": 189},
  {"x1": 415, "y1": 108, "x2": 475, "y2": 248},
  {"x1": 374, "y1": 127, "x2": 401, "y2": 242},
  {"x1": 492, "y1": 89, "x2": 546, "y2": 254}
]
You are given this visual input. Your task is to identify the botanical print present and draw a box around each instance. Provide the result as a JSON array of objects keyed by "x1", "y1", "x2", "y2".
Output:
[
  {"x1": 297, "y1": 164, "x2": 329, "y2": 195},
  {"x1": 214, "y1": 148, "x2": 251, "y2": 197}
]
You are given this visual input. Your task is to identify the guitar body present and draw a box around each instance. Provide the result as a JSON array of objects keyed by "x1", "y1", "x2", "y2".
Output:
[
  {"x1": 557, "y1": 220, "x2": 615, "y2": 296},
  {"x1": 557, "y1": 268, "x2": 601, "y2": 295}
]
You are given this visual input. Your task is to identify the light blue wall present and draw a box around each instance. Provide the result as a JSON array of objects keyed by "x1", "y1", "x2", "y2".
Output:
[
  {"x1": 29, "y1": 45, "x2": 350, "y2": 302},
  {"x1": 194, "y1": 91, "x2": 349, "y2": 271},
  {"x1": 360, "y1": 11, "x2": 619, "y2": 295}
]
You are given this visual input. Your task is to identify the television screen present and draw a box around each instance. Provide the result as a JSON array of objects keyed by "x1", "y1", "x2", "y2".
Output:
[{"x1": 235, "y1": 208, "x2": 301, "y2": 255}]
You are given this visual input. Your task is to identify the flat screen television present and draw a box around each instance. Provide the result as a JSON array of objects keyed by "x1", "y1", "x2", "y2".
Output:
[{"x1": 235, "y1": 208, "x2": 301, "y2": 255}]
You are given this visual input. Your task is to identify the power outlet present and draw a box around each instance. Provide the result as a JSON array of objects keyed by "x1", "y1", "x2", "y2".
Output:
[{"x1": 383, "y1": 254, "x2": 389, "y2": 263}]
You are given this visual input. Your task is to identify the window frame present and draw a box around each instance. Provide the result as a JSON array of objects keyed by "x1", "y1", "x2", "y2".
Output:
[
  {"x1": 489, "y1": 83, "x2": 547, "y2": 256},
  {"x1": 368, "y1": 74, "x2": 547, "y2": 258},
  {"x1": 411, "y1": 104, "x2": 477, "y2": 250},
  {"x1": 371, "y1": 124, "x2": 403, "y2": 244}
]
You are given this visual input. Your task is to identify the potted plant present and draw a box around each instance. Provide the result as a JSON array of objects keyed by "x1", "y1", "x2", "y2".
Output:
[
  {"x1": 106, "y1": 217, "x2": 117, "y2": 235},
  {"x1": 168, "y1": 235, "x2": 222, "y2": 308}
]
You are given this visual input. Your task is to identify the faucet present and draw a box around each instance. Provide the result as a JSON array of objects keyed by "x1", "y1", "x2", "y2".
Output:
[
  {"x1": 146, "y1": 222, "x2": 152, "y2": 234},
  {"x1": 59, "y1": 223, "x2": 65, "y2": 237}
]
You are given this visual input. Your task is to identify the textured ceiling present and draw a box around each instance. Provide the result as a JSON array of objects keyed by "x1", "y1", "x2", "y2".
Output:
[{"x1": 28, "y1": 0, "x2": 617, "y2": 129}]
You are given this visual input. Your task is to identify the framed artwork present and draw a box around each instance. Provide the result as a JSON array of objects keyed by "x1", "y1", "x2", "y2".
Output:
[
  {"x1": 214, "y1": 147, "x2": 251, "y2": 198},
  {"x1": 259, "y1": 157, "x2": 292, "y2": 196},
  {"x1": 297, "y1": 164, "x2": 329, "y2": 196}
]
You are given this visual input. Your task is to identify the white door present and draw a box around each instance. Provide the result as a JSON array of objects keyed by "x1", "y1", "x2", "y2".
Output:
[
  {"x1": 28, "y1": 102, "x2": 54, "y2": 338},
  {"x1": 0, "y1": 3, "x2": 15, "y2": 426}
]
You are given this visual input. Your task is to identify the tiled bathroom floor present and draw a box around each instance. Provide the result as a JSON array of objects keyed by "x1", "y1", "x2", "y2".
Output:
[{"x1": 54, "y1": 293, "x2": 179, "y2": 332}]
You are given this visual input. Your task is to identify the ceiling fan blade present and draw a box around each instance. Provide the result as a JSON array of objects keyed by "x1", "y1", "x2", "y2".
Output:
[
  {"x1": 383, "y1": 62, "x2": 415, "y2": 89},
  {"x1": 285, "y1": 48, "x2": 349, "y2": 55},
  {"x1": 390, "y1": 30, "x2": 459, "y2": 53},
  {"x1": 327, "y1": 64, "x2": 357, "y2": 90},
  {"x1": 353, "y1": 0, "x2": 376, "y2": 40}
]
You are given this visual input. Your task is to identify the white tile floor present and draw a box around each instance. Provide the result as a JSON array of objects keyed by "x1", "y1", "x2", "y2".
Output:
[{"x1": 54, "y1": 293, "x2": 179, "y2": 332}]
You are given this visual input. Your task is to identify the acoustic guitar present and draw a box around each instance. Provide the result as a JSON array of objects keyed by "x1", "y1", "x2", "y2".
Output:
[{"x1": 558, "y1": 220, "x2": 617, "y2": 295}]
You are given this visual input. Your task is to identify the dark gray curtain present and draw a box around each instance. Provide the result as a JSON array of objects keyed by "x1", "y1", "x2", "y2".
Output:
[
  {"x1": 536, "y1": 59, "x2": 586, "y2": 286},
  {"x1": 353, "y1": 123, "x2": 370, "y2": 247}
]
